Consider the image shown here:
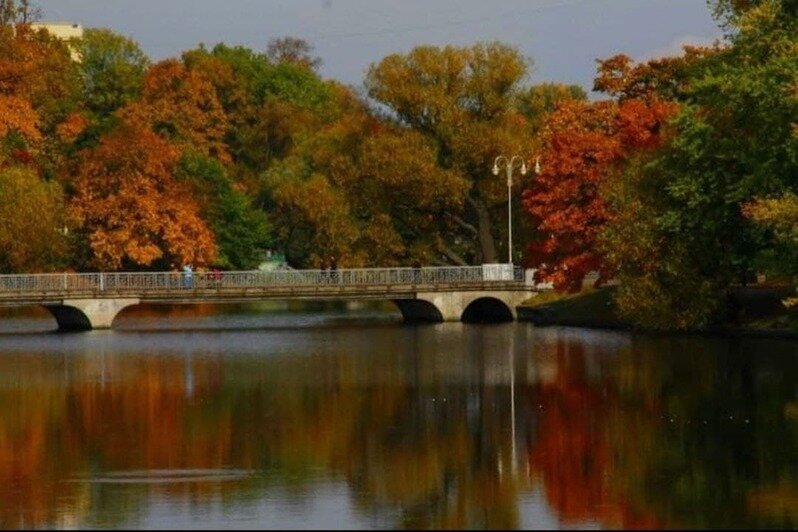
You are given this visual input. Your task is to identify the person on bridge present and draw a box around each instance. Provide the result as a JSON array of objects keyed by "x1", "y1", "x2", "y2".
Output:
[
  {"x1": 412, "y1": 260, "x2": 422, "y2": 284},
  {"x1": 182, "y1": 264, "x2": 194, "y2": 289},
  {"x1": 330, "y1": 256, "x2": 338, "y2": 284},
  {"x1": 211, "y1": 267, "x2": 222, "y2": 287}
]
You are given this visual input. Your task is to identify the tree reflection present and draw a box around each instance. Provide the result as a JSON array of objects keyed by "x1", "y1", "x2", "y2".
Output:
[{"x1": 0, "y1": 329, "x2": 794, "y2": 529}]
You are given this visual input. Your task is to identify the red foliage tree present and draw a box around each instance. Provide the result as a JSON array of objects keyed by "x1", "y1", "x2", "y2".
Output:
[{"x1": 521, "y1": 97, "x2": 677, "y2": 291}]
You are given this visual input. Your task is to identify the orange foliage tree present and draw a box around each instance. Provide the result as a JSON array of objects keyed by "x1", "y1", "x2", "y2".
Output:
[
  {"x1": 521, "y1": 97, "x2": 677, "y2": 291},
  {"x1": 0, "y1": 94, "x2": 40, "y2": 143},
  {"x1": 69, "y1": 123, "x2": 217, "y2": 270},
  {"x1": 119, "y1": 59, "x2": 230, "y2": 164},
  {"x1": 0, "y1": 25, "x2": 79, "y2": 131}
]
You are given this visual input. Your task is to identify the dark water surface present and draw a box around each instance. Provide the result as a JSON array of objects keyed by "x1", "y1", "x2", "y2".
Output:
[{"x1": 0, "y1": 303, "x2": 795, "y2": 529}]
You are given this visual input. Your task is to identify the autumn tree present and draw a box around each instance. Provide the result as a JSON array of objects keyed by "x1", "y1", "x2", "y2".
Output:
[
  {"x1": 0, "y1": 20, "x2": 83, "y2": 183},
  {"x1": 0, "y1": 163, "x2": 68, "y2": 272},
  {"x1": 261, "y1": 86, "x2": 467, "y2": 267},
  {"x1": 521, "y1": 97, "x2": 677, "y2": 292},
  {"x1": 69, "y1": 123, "x2": 216, "y2": 270},
  {"x1": 181, "y1": 43, "x2": 332, "y2": 179},
  {"x1": 0, "y1": 24, "x2": 80, "y2": 131},
  {"x1": 595, "y1": 0, "x2": 797, "y2": 329},
  {"x1": 118, "y1": 59, "x2": 230, "y2": 163},
  {"x1": 593, "y1": 46, "x2": 721, "y2": 103},
  {"x1": 516, "y1": 83, "x2": 586, "y2": 131},
  {"x1": 365, "y1": 42, "x2": 534, "y2": 264},
  {"x1": 0, "y1": 94, "x2": 40, "y2": 151}
]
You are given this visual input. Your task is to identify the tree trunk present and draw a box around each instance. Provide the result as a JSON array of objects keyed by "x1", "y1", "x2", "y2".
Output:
[{"x1": 468, "y1": 195, "x2": 496, "y2": 264}]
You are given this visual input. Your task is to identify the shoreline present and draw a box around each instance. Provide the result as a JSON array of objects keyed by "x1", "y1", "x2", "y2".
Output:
[{"x1": 516, "y1": 287, "x2": 798, "y2": 341}]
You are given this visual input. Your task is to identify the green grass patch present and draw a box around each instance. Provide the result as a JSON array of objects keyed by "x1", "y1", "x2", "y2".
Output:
[{"x1": 518, "y1": 287, "x2": 628, "y2": 328}]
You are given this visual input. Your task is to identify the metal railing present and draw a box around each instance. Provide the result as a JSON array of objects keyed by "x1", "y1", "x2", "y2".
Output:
[{"x1": 0, "y1": 265, "x2": 524, "y2": 298}]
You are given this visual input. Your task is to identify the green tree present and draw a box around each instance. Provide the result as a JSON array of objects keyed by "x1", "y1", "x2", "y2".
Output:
[
  {"x1": 182, "y1": 43, "x2": 333, "y2": 177},
  {"x1": 76, "y1": 28, "x2": 150, "y2": 117},
  {"x1": 600, "y1": 0, "x2": 798, "y2": 329},
  {"x1": 177, "y1": 152, "x2": 270, "y2": 269},
  {"x1": 516, "y1": 83, "x2": 586, "y2": 131}
]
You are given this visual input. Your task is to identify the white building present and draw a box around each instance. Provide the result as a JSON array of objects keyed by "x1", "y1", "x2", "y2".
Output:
[{"x1": 29, "y1": 22, "x2": 83, "y2": 61}]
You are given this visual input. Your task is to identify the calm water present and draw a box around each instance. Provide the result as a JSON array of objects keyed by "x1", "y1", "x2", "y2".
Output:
[{"x1": 0, "y1": 303, "x2": 796, "y2": 529}]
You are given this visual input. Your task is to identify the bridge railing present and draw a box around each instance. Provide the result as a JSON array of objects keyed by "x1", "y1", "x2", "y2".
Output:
[{"x1": 0, "y1": 266, "x2": 524, "y2": 296}]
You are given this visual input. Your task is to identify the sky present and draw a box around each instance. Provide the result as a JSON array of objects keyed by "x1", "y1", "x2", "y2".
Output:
[{"x1": 38, "y1": 0, "x2": 724, "y2": 95}]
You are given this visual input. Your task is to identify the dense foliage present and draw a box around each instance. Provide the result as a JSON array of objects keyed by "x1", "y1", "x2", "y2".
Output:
[
  {"x1": 523, "y1": 0, "x2": 797, "y2": 329},
  {"x1": 0, "y1": 1, "x2": 796, "y2": 330}
]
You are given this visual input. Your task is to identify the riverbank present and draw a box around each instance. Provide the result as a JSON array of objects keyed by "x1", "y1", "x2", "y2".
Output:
[{"x1": 517, "y1": 285, "x2": 798, "y2": 338}]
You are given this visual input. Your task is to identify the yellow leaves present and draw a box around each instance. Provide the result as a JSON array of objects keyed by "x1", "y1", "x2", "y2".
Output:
[
  {"x1": 272, "y1": 172, "x2": 359, "y2": 266},
  {"x1": 0, "y1": 165, "x2": 68, "y2": 272},
  {"x1": 366, "y1": 42, "x2": 527, "y2": 130},
  {"x1": 358, "y1": 129, "x2": 467, "y2": 210},
  {"x1": 743, "y1": 193, "x2": 798, "y2": 243}
]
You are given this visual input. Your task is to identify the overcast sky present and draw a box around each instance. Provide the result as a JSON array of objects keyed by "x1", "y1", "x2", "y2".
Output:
[{"x1": 38, "y1": 0, "x2": 724, "y2": 94}]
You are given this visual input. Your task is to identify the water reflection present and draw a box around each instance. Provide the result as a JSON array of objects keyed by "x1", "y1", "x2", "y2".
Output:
[{"x1": 0, "y1": 310, "x2": 795, "y2": 529}]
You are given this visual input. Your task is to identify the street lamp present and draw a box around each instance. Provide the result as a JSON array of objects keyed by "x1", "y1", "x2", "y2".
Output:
[{"x1": 492, "y1": 155, "x2": 541, "y2": 264}]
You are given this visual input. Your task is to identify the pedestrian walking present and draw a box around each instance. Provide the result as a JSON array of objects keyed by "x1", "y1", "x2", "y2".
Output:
[{"x1": 182, "y1": 263, "x2": 194, "y2": 289}]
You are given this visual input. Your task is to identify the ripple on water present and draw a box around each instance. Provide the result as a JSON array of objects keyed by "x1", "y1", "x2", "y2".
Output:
[{"x1": 69, "y1": 469, "x2": 256, "y2": 484}]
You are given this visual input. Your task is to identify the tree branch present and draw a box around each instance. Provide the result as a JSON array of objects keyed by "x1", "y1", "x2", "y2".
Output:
[
  {"x1": 446, "y1": 212, "x2": 479, "y2": 236},
  {"x1": 439, "y1": 243, "x2": 468, "y2": 266}
]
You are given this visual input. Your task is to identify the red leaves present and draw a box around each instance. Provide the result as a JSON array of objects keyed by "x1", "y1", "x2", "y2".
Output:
[{"x1": 522, "y1": 98, "x2": 677, "y2": 291}]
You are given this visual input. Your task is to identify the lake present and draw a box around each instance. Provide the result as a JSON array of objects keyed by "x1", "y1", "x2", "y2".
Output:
[{"x1": 0, "y1": 303, "x2": 795, "y2": 529}]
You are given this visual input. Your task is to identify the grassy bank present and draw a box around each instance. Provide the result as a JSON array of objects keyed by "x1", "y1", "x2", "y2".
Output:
[
  {"x1": 518, "y1": 285, "x2": 798, "y2": 337},
  {"x1": 517, "y1": 287, "x2": 627, "y2": 329}
]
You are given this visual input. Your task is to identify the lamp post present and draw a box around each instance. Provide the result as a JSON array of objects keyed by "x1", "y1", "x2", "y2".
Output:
[{"x1": 492, "y1": 155, "x2": 540, "y2": 264}]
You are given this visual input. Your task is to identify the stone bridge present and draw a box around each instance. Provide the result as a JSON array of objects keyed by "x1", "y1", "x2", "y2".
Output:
[{"x1": 0, "y1": 266, "x2": 538, "y2": 331}]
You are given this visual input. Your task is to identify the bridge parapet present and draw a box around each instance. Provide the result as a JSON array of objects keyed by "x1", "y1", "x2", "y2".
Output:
[{"x1": 0, "y1": 266, "x2": 526, "y2": 299}]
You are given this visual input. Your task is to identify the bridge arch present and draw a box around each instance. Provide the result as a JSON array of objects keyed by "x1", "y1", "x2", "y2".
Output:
[
  {"x1": 391, "y1": 299, "x2": 444, "y2": 323},
  {"x1": 461, "y1": 296, "x2": 514, "y2": 323},
  {"x1": 44, "y1": 298, "x2": 140, "y2": 331},
  {"x1": 393, "y1": 291, "x2": 528, "y2": 323}
]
